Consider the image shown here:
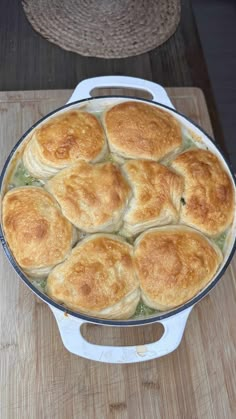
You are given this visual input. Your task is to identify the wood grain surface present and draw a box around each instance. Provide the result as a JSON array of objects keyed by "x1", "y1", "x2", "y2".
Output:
[
  {"x1": 0, "y1": 88, "x2": 235, "y2": 419},
  {"x1": 0, "y1": 0, "x2": 226, "y2": 154}
]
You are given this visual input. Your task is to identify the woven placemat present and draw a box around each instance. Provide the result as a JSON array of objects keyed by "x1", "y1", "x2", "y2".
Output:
[{"x1": 22, "y1": 0, "x2": 181, "y2": 59}]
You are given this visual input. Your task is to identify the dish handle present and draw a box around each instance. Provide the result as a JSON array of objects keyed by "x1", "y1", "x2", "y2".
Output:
[
  {"x1": 49, "y1": 305, "x2": 193, "y2": 363},
  {"x1": 67, "y1": 76, "x2": 175, "y2": 109}
]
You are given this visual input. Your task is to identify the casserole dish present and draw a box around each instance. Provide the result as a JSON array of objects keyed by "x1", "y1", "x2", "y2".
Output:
[{"x1": 0, "y1": 76, "x2": 235, "y2": 363}]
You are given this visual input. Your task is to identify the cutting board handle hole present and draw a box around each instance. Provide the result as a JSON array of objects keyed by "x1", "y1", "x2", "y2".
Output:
[
  {"x1": 90, "y1": 87, "x2": 153, "y2": 100},
  {"x1": 81, "y1": 322, "x2": 164, "y2": 346}
]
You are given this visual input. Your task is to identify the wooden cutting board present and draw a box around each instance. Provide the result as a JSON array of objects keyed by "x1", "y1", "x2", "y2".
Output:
[{"x1": 0, "y1": 88, "x2": 235, "y2": 419}]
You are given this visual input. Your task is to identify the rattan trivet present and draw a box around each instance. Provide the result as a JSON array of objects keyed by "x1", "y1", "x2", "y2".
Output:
[{"x1": 22, "y1": 0, "x2": 181, "y2": 58}]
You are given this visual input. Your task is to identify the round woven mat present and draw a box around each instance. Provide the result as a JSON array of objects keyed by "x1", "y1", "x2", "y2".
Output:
[{"x1": 22, "y1": 0, "x2": 181, "y2": 58}]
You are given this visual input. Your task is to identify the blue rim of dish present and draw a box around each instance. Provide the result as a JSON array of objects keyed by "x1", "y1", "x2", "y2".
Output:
[{"x1": 0, "y1": 95, "x2": 236, "y2": 326}]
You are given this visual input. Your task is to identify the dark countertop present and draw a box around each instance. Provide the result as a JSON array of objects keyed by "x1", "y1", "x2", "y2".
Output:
[{"x1": 0, "y1": 0, "x2": 226, "y2": 154}]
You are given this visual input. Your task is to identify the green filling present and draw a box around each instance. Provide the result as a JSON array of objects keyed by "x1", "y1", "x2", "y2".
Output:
[
  {"x1": 10, "y1": 162, "x2": 43, "y2": 188},
  {"x1": 32, "y1": 278, "x2": 47, "y2": 293},
  {"x1": 213, "y1": 231, "x2": 227, "y2": 251},
  {"x1": 183, "y1": 136, "x2": 196, "y2": 150},
  {"x1": 104, "y1": 153, "x2": 115, "y2": 163},
  {"x1": 124, "y1": 236, "x2": 135, "y2": 245},
  {"x1": 133, "y1": 301, "x2": 158, "y2": 318}
]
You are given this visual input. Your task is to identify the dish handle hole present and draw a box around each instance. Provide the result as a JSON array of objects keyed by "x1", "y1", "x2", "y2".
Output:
[
  {"x1": 81, "y1": 322, "x2": 164, "y2": 347},
  {"x1": 90, "y1": 87, "x2": 153, "y2": 100}
]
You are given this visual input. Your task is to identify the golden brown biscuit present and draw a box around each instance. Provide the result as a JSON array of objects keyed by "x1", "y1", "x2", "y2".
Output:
[
  {"x1": 46, "y1": 234, "x2": 140, "y2": 319},
  {"x1": 23, "y1": 110, "x2": 107, "y2": 179},
  {"x1": 46, "y1": 161, "x2": 131, "y2": 233},
  {"x1": 2, "y1": 187, "x2": 76, "y2": 277},
  {"x1": 104, "y1": 101, "x2": 182, "y2": 160},
  {"x1": 171, "y1": 149, "x2": 235, "y2": 236},
  {"x1": 121, "y1": 160, "x2": 184, "y2": 236},
  {"x1": 134, "y1": 226, "x2": 223, "y2": 310}
]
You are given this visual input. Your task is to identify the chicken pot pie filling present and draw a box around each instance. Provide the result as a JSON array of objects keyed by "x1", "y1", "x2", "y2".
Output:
[{"x1": 1, "y1": 101, "x2": 235, "y2": 319}]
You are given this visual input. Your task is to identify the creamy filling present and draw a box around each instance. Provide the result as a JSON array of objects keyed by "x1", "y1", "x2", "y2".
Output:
[
  {"x1": 133, "y1": 301, "x2": 157, "y2": 318},
  {"x1": 9, "y1": 161, "x2": 44, "y2": 189},
  {"x1": 213, "y1": 231, "x2": 228, "y2": 251}
]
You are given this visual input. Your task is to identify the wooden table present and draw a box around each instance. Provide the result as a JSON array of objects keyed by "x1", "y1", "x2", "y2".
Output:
[{"x1": 0, "y1": 0, "x2": 226, "y2": 154}]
